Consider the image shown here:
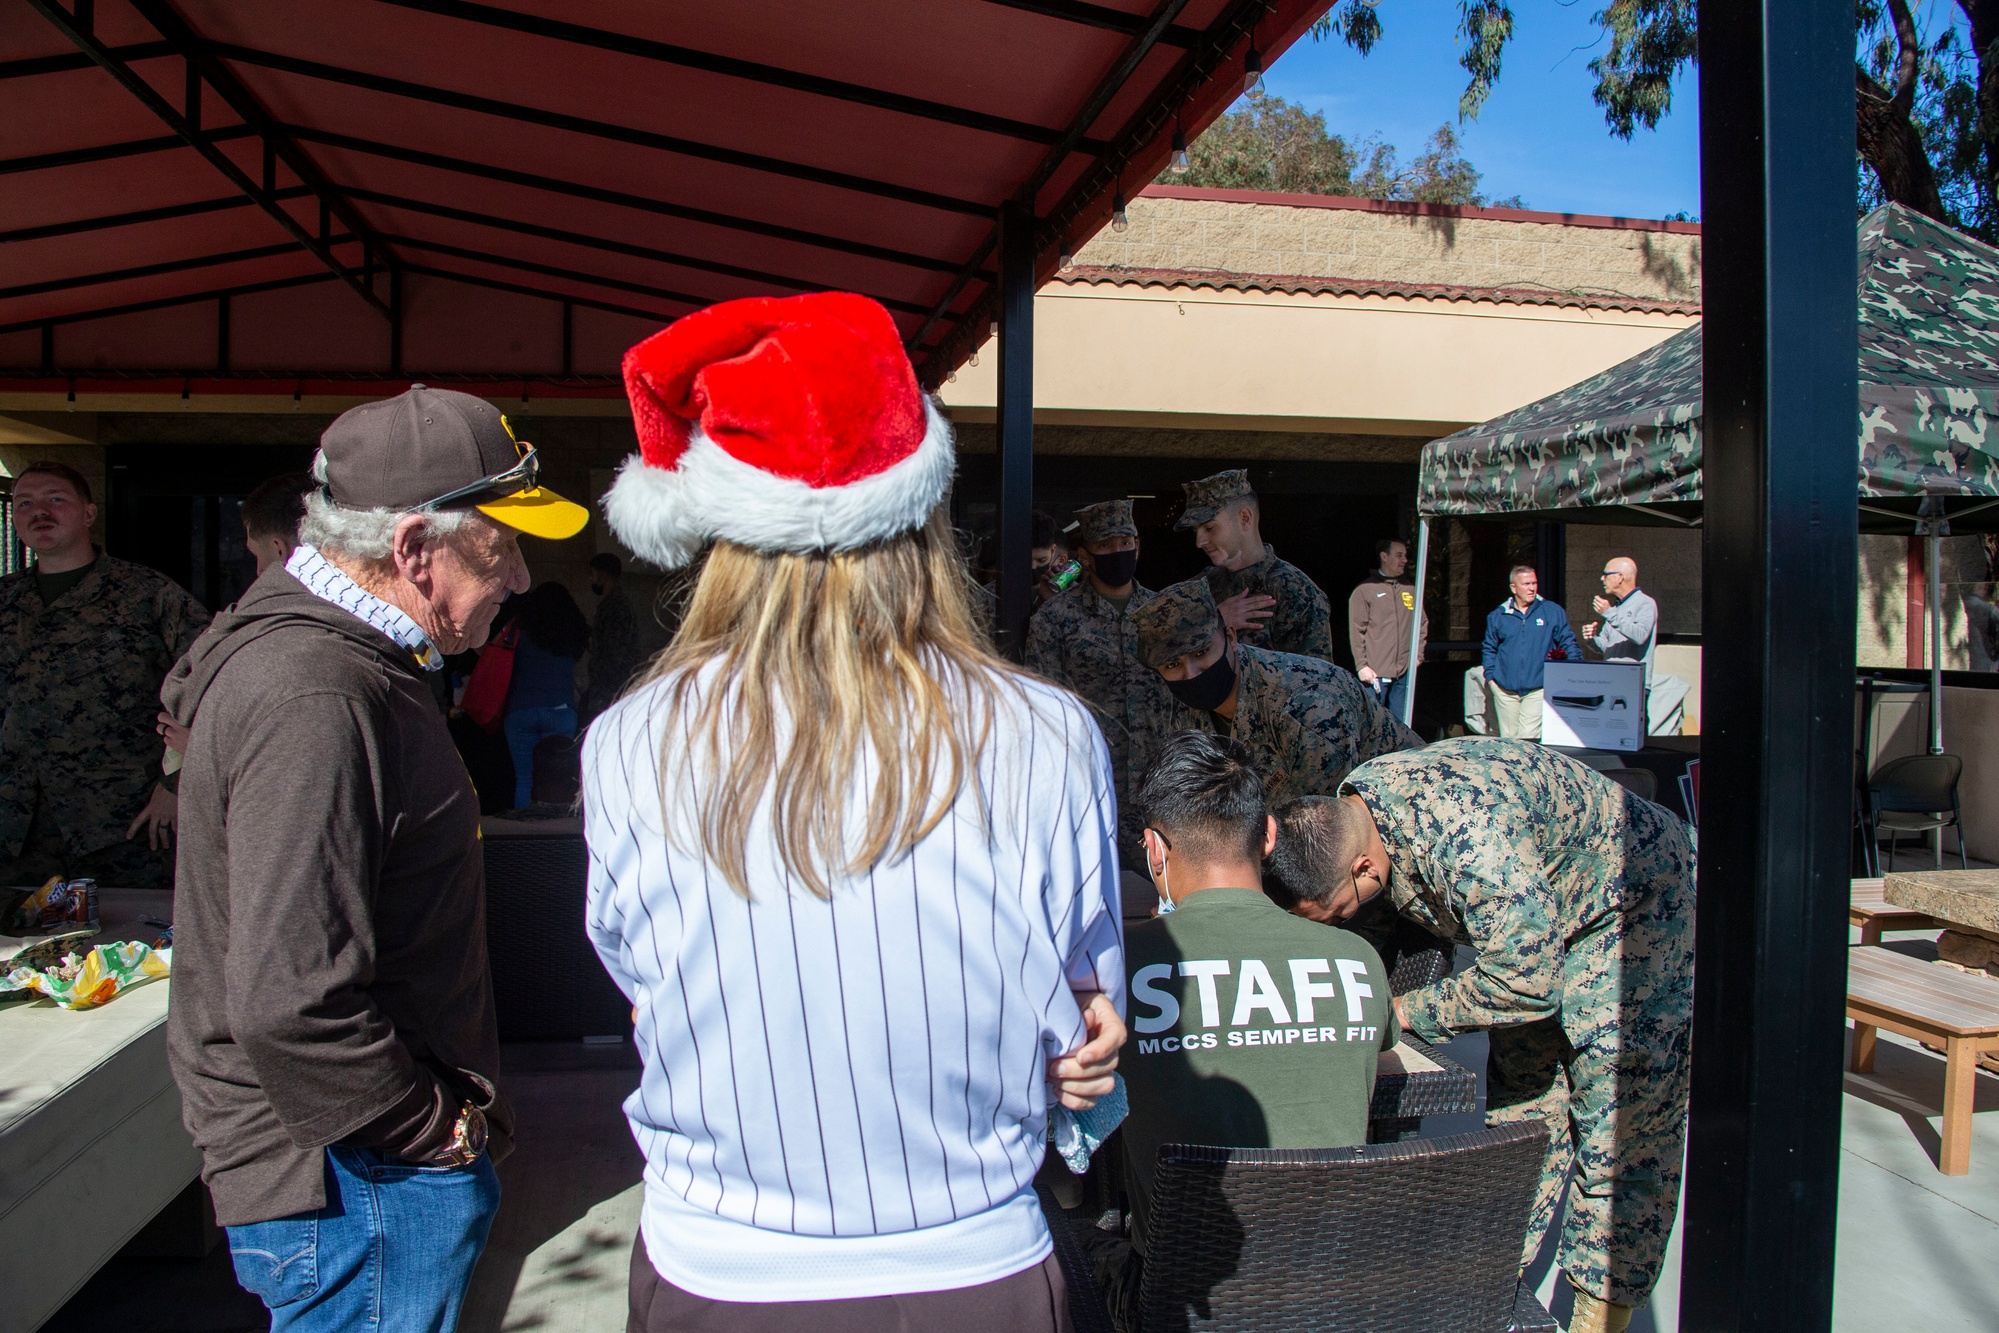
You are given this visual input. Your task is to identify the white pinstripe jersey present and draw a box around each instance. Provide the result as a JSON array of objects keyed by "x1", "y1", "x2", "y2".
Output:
[{"x1": 582, "y1": 664, "x2": 1125, "y2": 1302}]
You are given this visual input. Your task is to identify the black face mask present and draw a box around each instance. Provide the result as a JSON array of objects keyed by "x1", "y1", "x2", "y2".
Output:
[
  {"x1": 1090, "y1": 548, "x2": 1139, "y2": 588},
  {"x1": 1166, "y1": 647, "x2": 1236, "y2": 712}
]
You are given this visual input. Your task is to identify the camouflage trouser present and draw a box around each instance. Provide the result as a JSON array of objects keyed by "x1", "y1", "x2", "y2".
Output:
[
  {"x1": 0, "y1": 790, "x2": 173, "y2": 890},
  {"x1": 1485, "y1": 800, "x2": 1695, "y2": 1307}
]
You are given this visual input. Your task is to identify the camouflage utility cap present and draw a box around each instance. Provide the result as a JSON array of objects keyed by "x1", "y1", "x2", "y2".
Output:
[
  {"x1": 1134, "y1": 578, "x2": 1222, "y2": 669},
  {"x1": 1176, "y1": 468, "x2": 1255, "y2": 529},
  {"x1": 1074, "y1": 499, "x2": 1138, "y2": 545}
]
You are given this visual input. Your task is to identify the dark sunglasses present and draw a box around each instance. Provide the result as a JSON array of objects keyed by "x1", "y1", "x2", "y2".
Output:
[{"x1": 419, "y1": 444, "x2": 541, "y2": 512}]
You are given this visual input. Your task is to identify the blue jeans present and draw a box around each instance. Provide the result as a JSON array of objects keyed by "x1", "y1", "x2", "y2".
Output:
[
  {"x1": 227, "y1": 1145, "x2": 500, "y2": 1332},
  {"x1": 503, "y1": 704, "x2": 576, "y2": 808},
  {"x1": 1369, "y1": 674, "x2": 1409, "y2": 723}
]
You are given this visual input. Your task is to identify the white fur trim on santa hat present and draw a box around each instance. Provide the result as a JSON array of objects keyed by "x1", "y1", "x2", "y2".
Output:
[{"x1": 604, "y1": 396, "x2": 956, "y2": 568}]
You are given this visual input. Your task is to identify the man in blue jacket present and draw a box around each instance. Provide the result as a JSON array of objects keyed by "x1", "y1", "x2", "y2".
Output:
[{"x1": 1481, "y1": 565, "x2": 1580, "y2": 739}]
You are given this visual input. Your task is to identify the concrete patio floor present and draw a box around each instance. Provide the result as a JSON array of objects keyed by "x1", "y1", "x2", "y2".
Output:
[{"x1": 46, "y1": 929, "x2": 1999, "y2": 1332}]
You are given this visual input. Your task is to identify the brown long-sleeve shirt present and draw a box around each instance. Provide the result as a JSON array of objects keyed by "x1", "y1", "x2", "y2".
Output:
[{"x1": 161, "y1": 568, "x2": 511, "y2": 1225}]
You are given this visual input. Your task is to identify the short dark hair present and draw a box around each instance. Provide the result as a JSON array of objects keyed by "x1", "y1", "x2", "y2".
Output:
[
  {"x1": 1508, "y1": 564, "x2": 1538, "y2": 581},
  {"x1": 1265, "y1": 796, "x2": 1375, "y2": 912},
  {"x1": 239, "y1": 472, "x2": 313, "y2": 541},
  {"x1": 1031, "y1": 510, "x2": 1060, "y2": 551},
  {"x1": 589, "y1": 552, "x2": 623, "y2": 577},
  {"x1": 1375, "y1": 537, "x2": 1405, "y2": 559},
  {"x1": 515, "y1": 581, "x2": 591, "y2": 658},
  {"x1": 14, "y1": 461, "x2": 92, "y2": 504},
  {"x1": 1136, "y1": 730, "x2": 1268, "y2": 866}
]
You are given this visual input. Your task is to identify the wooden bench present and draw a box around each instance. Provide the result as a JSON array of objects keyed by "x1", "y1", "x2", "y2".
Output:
[
  {"x1": 1851, "y1": 877, "x2": 1942, "y2": 946},
  {"x1": 1848, "y1": 944, "x2": 1999, "y2": 1174}
]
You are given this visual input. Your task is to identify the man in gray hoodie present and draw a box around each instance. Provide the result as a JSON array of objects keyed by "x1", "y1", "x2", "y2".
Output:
[{"x1": 162, "y1": 387, "x2": 588, "y2": 1332}]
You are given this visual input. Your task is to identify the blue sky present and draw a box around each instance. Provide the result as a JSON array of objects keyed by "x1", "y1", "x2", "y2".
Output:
[{"x1": 1261, "y1": 0, "x2": 1702, "y2": 220}]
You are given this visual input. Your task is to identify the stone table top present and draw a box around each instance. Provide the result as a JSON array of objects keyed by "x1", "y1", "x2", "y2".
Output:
[{"x1": 1884, "y1": 870, "x2": 1999, "y2": 935}]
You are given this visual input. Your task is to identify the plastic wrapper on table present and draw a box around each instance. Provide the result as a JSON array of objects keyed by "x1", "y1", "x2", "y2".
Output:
[{"x1": 0, "y1": 940, "x2": 170, "y2": 1008}]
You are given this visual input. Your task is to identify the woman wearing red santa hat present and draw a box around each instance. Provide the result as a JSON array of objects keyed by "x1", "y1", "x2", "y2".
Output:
[{"x1": 582, "y1": 292, "x2": 1126, "y2": 1331}]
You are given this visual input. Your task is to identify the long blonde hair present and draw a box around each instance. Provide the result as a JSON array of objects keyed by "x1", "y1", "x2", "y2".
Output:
[{"x1": 644, "y1": 506, "x2": 1022, "y2": 898}]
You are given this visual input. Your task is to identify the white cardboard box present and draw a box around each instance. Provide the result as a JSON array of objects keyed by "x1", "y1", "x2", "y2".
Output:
[{"x1": 1541, "y1": 661, "x2": 1645, "y2": 751}]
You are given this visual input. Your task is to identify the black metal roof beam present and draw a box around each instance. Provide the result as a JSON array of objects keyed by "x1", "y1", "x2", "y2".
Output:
[
  {"x1": 377, "y1": 234, "x2": 729, "y2": 312},
  {"x1": 1019, "y1": 0, "x2": 1194, "y2": 203},
  {"x1": 0, "y1": 124, "x2": 256, "y2": 178},
  {"x1": 979, "y1": 0, "x2": 1201, "y2": 46},
  {"x1": 0, "y1": 270, "x2": 340, "y2": 339},
  {"x1": 0, "y1": 236, "x2": 351, "y2": 303},
  {"x1": 123, "y1": 0, "x2": 401, "y2": 298},
  {"x1": 278, "y1": 124, "x2": 982, "y2": 279},
  {"x1": 372, "y1": 0, "x2": 1110, "y2": 152},
  {"x1": 0, "y1": 188, "x2": 309, "y2": 246},
  {"x1": 909, "y1": 0, "x2": 1192, "y2": 354},
  {"x1": 1040, "y1": 0, "x2": 1262, "y2": 235},
  {"x1": 0, "y1": 40, "x2": 172, "y2": 79},
  {"x1": 210, "y1": 44, "x2": 995, "y2": 218},
  {"x1": 922, "y1": 0, "x2": 1268, "y2": 376},
  {"x1": 27, "y1": 0, "x2": 389, "y2": 316},
  {"x1": 341, "y1": 185, "x2": 932, "y2": 315},
  {"x1": 399, "y1": 263, "x2": 675, "y2": 326}
]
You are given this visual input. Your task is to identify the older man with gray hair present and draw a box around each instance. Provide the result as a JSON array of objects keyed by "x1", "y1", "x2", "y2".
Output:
[
  {"x1": 1582, "y1": 556, "x2": 1658, "y2": 686},
  {"x1": 161, "y1": 386, "x2": 588, "y2": 1332}
]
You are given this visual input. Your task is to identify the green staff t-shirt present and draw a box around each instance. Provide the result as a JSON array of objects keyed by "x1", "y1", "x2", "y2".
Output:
[{"x1": 1119, "y1": 888, "x2": 1394, "y2": 1252}]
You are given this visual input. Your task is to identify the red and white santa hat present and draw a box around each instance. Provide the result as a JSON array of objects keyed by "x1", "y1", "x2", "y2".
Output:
[{"x1": 605, "y1": 292, "x2": 954, "y2": 568}]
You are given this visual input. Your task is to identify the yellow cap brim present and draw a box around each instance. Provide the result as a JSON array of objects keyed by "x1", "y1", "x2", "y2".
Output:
[{"x1": 476, "y1": 486, "x2": 590, "y2": 540}]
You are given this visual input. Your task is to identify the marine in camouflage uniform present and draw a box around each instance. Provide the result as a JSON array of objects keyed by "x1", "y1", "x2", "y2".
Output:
[
  {"x1": 1338, "y1": 737, "x2": 1695, "y2": 1310},
  {"x1": 1026, "y1": 501, "x2": 1176, "y2": 861},
  {"x1": 0, "y1": 554, "x2": 211, "y2": 888},
  {"x1": 1132, "y1": 578, "x2": 1420, "y2": 805},
  {"x1": 1177, "y1": 468, "x2": 1335, "y2": 660}
]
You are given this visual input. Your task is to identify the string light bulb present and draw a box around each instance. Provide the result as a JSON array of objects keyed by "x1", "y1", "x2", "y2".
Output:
[
  {"x1": 1059, "y1": 243, "x2": 1075, "y2": 271},
  {"x1": 1243, "y1": 44, "x2": 1264, "y2": 96},
  {"x1": 1111, "y1": 192, "x2": 1129, "y2": 233},
  {"x1": 1169, "y1": 126, "x2": 1190, "y2": 174}
]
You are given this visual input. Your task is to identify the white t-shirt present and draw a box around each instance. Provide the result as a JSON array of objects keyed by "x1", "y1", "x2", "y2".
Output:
[{"x1": 582, "y1": 663, "x2": 1125, "y2": 1302}]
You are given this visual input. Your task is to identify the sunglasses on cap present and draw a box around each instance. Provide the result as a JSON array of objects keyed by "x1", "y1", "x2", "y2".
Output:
[{"x1": 418, "y1": 443, "x2": 541, "y2": 512}]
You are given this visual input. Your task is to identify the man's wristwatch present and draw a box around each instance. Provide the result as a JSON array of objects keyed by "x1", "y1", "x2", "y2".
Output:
[{"x1": 422, "y1": 1101, "x2": 488, "y2": 1169}]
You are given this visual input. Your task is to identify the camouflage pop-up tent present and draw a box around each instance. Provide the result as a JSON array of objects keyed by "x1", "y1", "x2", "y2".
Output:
[
  {"x1": 1417, "y1": 201, "x2": 1999, "y2": 532},
  {"x1": 1396, "y1": 202, "x2": 1999, "y2": 734}
]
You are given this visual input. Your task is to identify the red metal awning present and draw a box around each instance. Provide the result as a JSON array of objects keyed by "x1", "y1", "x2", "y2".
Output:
[{"x1": 2, "y1": 0, "x2": 1332, "y2": 397}]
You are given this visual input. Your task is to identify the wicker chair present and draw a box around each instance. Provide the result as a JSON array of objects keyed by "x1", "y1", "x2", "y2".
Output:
[
  {"x1": 1121, "y1": 1122, "x2": 1554, "y2": 1333},
  {"x1": 1388, "y1": 919, "x2": 1455, "y2": 997},
  {"x1": 481, "y1": 820, "x2": 631, "y2": 1042}
]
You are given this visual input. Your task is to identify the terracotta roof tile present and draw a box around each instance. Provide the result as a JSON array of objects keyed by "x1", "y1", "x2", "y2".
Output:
[{"x1": 1052, "y1": 264, "x2": 1702, "y2": 315}]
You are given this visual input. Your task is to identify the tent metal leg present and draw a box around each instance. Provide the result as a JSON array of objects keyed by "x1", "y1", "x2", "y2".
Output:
[
  {"x1": 1928, "y1": 528, "x2": 1944, "y2": 755},
  {"x1": 1400, "y1": 517, "x2": 1429, "y2": 728}
]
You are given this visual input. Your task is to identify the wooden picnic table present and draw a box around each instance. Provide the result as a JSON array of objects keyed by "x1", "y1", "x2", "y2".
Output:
[
  {"x1": 1850, "y1": 876, "x2": 1942, "y2": 944},
  {"x1": 1856, "y1": 871, "x2": 1999, "y2": 1174}
]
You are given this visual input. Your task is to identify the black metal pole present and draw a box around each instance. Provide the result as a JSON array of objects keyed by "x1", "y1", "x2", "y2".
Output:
[
  {"x1": 994, "y1": 201, "x2": 1036, "y2": 659},
  {"x1": 1682, "y1": 2, "x2": 1857, "y2": 1329}
]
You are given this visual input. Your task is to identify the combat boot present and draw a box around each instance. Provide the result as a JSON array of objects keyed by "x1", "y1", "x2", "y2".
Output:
[{"x1": 1567, "y1": 1285, "x2": 1633, "y2": 1333}]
